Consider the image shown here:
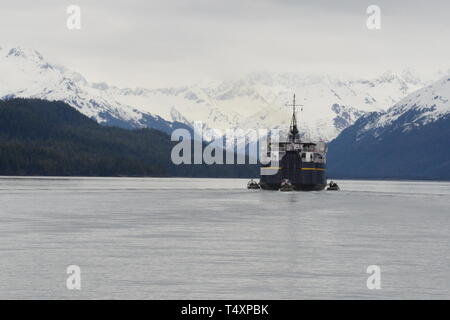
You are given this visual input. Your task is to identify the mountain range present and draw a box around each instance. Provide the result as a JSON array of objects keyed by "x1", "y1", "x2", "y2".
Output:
[
  {"x1": 0, "y1": 46, "x2": 429, "y2": 141},
  {"x1": 328, "y1": 75, "x2": 450, "y2": 180},
  {"x1": 1, "y1": 45, "x2": 449, "y2": 180}
]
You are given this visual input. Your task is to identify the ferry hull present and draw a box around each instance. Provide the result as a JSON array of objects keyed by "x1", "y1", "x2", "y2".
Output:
[
  {"x1": 259, "y1": 182, "x2": 327, "y2": 191},
  {"x1": 259, "y1": 151, "x2": 327, "y2": 191}
]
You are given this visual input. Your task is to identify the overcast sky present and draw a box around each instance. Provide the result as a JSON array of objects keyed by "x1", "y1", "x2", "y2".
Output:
[{"x1": 1, "y1": 0, "x2": 449, "y2": 87}]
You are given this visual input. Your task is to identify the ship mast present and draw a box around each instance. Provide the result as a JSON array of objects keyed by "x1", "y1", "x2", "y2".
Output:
[{"x1": 286, "y1": 94, "x2": 302, "y2": 143}]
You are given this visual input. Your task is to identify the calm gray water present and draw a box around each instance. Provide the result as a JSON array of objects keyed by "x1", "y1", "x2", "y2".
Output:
[{"x1": 0, "y1": 177, "x2": 449, "y2": 299}]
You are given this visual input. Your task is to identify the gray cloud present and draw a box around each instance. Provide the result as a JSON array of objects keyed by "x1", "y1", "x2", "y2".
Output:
[{"x1": 0, "y1": 0, "x2": 449, "y2": 87}]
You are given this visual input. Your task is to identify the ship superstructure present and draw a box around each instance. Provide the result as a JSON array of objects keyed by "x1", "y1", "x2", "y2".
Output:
[{"x1": 259, "y1": 94, "x2": 327, "y2": 191}]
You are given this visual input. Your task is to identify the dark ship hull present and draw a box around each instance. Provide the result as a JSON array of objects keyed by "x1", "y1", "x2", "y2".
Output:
[
  {"x1": 260, "y1": 152, "x2": 327, "y2": 191},
  {"x1": 260, "y1": 183, "x2": 326, "y2": 191}
]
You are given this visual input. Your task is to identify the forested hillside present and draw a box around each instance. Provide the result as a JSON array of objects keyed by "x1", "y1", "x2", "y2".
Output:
[{"x1": 0, "y1": 99, "x2": 258, "y2": 177}]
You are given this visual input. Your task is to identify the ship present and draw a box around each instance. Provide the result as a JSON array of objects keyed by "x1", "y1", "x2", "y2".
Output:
[{"x1": 259, "y1": 94, "x2": 328, "y2": 191}]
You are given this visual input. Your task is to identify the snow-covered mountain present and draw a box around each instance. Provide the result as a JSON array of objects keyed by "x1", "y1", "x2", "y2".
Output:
[
  {"x1": 328, "y1": 75, "x2": 450, "y2": 179},
  {"x1": 104, "y1": 71, "x2": 427, "y2": 141},
  {"x1": 0, "y1": 46, "x2": 427, "y2": 141},
  {"x1": 356, "y1": 75, "x2": 450, "y2": 139},
  {"x1": 0, "y1": 46, "x2": 174, "y2": 133}
]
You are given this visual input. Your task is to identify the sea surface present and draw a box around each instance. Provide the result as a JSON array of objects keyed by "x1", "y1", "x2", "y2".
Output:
[{"x1": 0, "y1": 177, "x2": 449, "y2": 299}]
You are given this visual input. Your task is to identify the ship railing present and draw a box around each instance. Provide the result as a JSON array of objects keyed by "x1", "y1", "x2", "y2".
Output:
[{"x1": 286, "y1": 145, "x2": 302, "y2": 151}]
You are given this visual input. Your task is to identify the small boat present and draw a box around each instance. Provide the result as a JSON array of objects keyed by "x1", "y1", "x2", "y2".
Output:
[
  {"x1": 279, "y1": 179, "x2": 294, "y2": 192},
  {"x1": 247, "y1": 179, "x2": 261, "y2": 190},
  {"x1": 326, "y1": 181, "x2": 340, "y2": 191}
]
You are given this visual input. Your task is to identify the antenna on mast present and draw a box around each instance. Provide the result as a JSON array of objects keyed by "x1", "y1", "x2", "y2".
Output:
[{"x1": 285, "y1": 94, "x2": 302, "y2": 142}]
